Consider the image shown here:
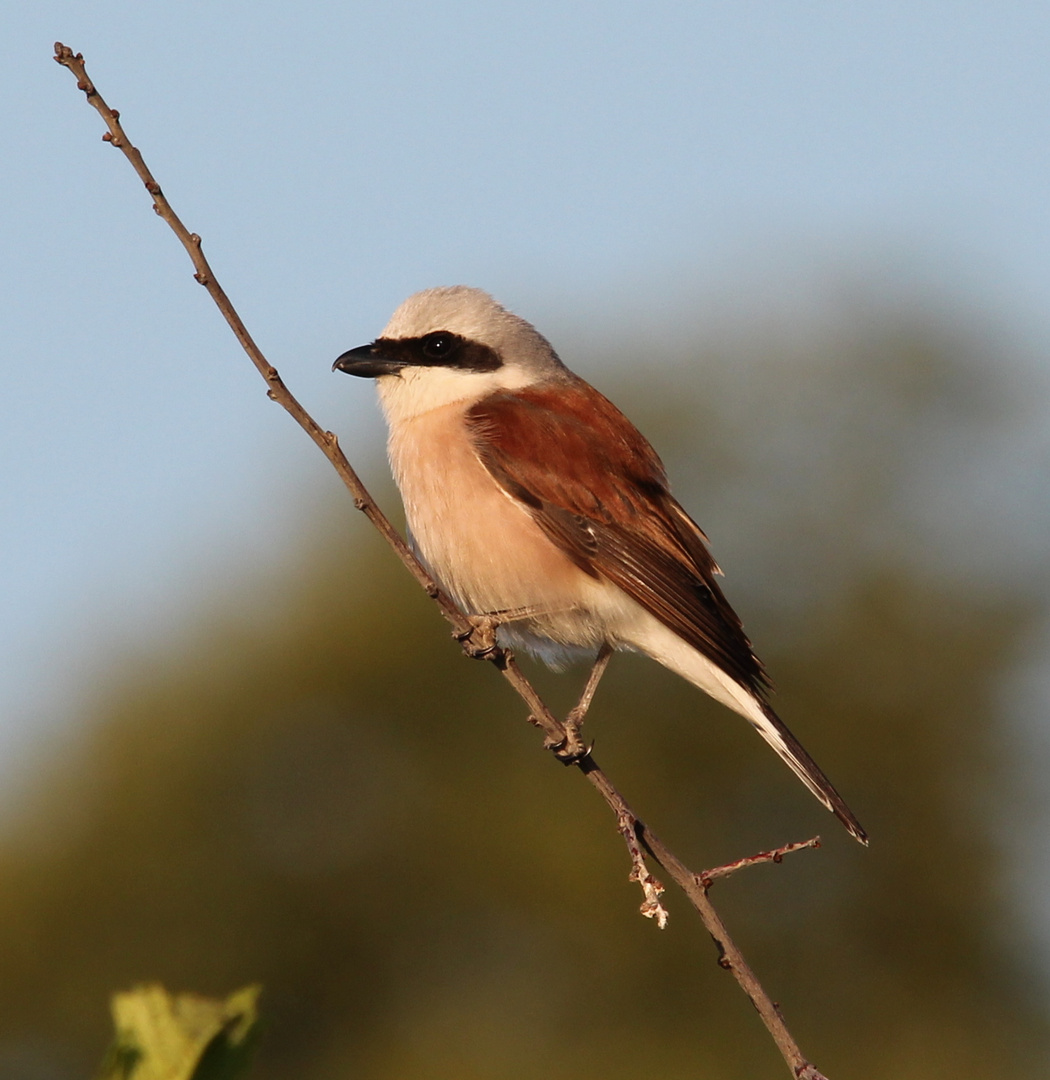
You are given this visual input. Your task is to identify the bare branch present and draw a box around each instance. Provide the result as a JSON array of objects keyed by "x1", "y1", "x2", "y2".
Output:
[
  {"x1": 55, "y1": 43, "x2": 837, "y2": 1079},
  {"x1": 578, "y1": 760, "x2": 824, "y2": 1073},
  {"x1": 701, "y1": 836, "x2": 822, "y2": 888}
]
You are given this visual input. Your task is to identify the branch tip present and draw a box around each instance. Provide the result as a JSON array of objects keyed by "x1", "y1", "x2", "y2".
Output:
[{"x1": 699, "y1": 836, "x2": 821, "y2": 889}]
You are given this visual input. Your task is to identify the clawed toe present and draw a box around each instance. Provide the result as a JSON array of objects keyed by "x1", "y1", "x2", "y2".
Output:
[
  {"x1": 545, "y1": 718, "x2": 591, "y2": 763},
  {"x1": 455, "y1": 615, "x2": 501, "y2": 659}
]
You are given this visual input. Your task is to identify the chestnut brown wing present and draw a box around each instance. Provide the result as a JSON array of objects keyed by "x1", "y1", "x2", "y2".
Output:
[{"x1": 466, "y1": 380, "x2": 769, "y2": 696}]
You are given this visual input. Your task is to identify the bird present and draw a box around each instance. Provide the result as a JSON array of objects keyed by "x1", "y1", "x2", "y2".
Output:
[{"x1": 334, "y1": 286, "x2": 867, "y2": 844}]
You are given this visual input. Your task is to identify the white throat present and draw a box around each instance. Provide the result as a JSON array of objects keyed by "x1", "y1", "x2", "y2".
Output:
[{"x1": 376, "y1": 363, "x2": 536, "y2": 426}]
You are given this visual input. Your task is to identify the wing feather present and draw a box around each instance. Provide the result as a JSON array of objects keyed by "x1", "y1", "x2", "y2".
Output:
[{"x1": 465, "y1": 379, "x2": 768, "y2": 696}]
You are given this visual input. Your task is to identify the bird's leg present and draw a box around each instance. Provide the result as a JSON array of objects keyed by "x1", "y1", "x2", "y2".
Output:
[
  {"x1": 556, "y1": 643, "x2": 613, "y2": 759},
  {"x1": 567, "y1": 642, "x2": 613, "y2": 727}
]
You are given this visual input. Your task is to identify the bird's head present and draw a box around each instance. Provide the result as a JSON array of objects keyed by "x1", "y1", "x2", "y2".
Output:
[{"x1": 334, "y1": 286, "x2": 568, "y2": 422}]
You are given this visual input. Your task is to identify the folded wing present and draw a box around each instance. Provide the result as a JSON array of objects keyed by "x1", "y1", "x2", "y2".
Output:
[{"x1": 466, "y1": 377, "x2": 768, "y2": 696}]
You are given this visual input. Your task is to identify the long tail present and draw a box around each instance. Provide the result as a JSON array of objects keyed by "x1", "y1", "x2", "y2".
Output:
[
  {"x1": 753, "y1": 699, "x2": 868, "y2": 845},
  {"x1": 630, "y1": 616, "x2": 868, "y2": 844}
]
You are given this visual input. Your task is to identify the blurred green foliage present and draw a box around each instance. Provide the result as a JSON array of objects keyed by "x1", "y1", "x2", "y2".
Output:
[
  {"x1": 0, "y1": 308, "x2": 1045, "y2": 1079},
  {"x1": 96, "y1": 984, "x2": 259, "y2": 1080}
]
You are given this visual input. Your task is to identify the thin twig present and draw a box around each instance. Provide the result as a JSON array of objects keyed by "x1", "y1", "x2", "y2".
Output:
[
  {"x1": 579, "y1": 760, "x2": 824, "y2": 1075},
  {"x1": 613, "y1": 804, "x2": 669, "y2": 929},
  {"x1": 701, "y1": 837, "x2": 822, "y2": 888},
  {"x1": 54, "y1": 43, "x2": 834, "y2": 1079}
]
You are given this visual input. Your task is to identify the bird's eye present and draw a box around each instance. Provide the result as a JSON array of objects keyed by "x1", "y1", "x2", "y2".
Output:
[{"x1": 422, "y1": 333, "x2": 456, "y2": 359}]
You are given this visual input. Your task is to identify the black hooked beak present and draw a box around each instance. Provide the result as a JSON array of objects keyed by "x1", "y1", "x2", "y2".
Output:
[{"x1": 332, "y1": 342, "x2": 404, "y2": 378}]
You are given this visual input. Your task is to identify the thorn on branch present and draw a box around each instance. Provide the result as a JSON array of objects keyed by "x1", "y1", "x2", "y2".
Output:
[{"x1": 713, "y1": 940, "x2": 733, "y2": 969}]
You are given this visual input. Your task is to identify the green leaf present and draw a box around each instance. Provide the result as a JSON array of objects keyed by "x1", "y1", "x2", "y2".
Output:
[{"x1": 96, "y1": 984, "x2": 260, "y2": 1080}]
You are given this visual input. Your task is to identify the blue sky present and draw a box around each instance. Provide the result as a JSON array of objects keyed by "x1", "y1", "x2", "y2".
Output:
[{"x1": 4, "y1": 3, "x2": 1050, "y2": 780}]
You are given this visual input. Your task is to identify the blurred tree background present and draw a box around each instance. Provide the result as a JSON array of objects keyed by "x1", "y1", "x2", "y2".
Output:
[{"x1": 0, "y1": 298, "x2": 1046, "y2": 1080}]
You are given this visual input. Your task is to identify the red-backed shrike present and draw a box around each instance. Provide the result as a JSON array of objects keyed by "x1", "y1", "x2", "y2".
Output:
[{"x1": 335, "y1": 286, "x2": 866, "y2": 844}]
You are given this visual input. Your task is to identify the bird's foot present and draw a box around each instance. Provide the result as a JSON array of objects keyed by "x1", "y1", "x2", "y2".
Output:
[
  {"x1": 455, "y1": 605, "x2": 550, "y2": 660},
  {"x1": 455, "y1": 614, "x2": 502, "y2": 660},
  {"x1": 543, "y1": 715, "x2": 592, "y2": 763}
]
